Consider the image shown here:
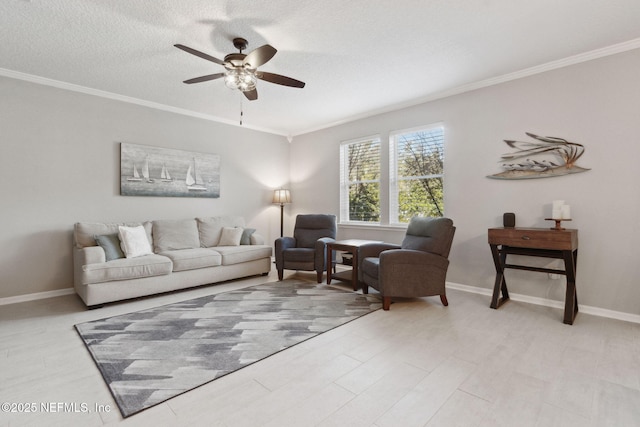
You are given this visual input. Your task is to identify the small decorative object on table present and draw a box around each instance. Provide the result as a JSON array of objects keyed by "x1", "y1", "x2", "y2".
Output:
[{"x1": 547, "y1": 200, "x2": 571, "y2": 230}]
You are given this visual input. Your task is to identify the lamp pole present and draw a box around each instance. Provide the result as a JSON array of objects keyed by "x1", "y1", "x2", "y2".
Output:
[
  {"x1": 273, "y1": 189, "x2": 291, "y2": 238},
  {"x1": 279, "y1": 202, "x2": 285, "y2": 237}
]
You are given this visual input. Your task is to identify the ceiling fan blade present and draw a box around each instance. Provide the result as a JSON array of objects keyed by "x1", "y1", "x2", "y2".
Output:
[
  {"x1": 243, "y1": 44, "x2": 277, "y2": 68},
  {"x1": 183, "y1": 73, "x2": 225, "y2": 84},
  {"x1": 257, "y1": 72, "x2": 305, "y2": 88},
  {"x1": 174, "y1": 44, "x2": 225, "y2": 66},
  {"x1": 243, "y1": 88, "x2": 258, "y2": 101}
]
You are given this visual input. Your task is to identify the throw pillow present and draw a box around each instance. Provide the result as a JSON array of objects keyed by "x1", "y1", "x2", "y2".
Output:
[
  {"x1": 152, "y1": 219, "x2": 200, "y2": 252},
  {"x1": 94, "y1": 233, "x2": 125, "y2": 261},
  {"x1": 118, "y1": 225, "x2": 153, "y2": 258},
  {"x1": 240, "y1": 228, "x2": 256, "y2": 245},
  {"x1": 218, "y1": 227, "x2": 243, "y2": 246},
  {"x1": 197, "y1": 216, "x2": 246, "y2": 247}
]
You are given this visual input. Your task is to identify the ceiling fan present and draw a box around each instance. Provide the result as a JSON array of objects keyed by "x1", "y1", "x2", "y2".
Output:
[{"x1": 174, "y1": 38, "x2": 305, "y2": 101}]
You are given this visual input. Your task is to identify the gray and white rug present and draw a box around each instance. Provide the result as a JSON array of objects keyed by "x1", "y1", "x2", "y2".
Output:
[{"x1": 75, "y1": 279, "x2": 381, "y2": 417}]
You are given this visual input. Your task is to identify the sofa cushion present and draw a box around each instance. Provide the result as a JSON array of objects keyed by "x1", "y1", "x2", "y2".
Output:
[
  {"x1": 75, "y1": 221, "x2": 152, "y2": 248},
  {"x1": 94, "y1": 234, "x2": 125, "y2": 261},
  {"x1": 119, "y1": 225, "x2": 154, "y2": 258},
  {"x1": 153, "y1": 219, "x2": 200, "y2": 252},
  {"x1": 213, "y1": 245, "x2": 272, "y2": 266},
  {"x1": 219, "y1": 227, "x2": 243, "y2": 246},
  {"x1": 159, "y1": 248, "x2": 222, "y2": 272},
  {"x1": 197, "y1": 216, "x2": 246, "y2": 247},
  {"x1": 81, "y1": 254, "x2": 172, "y2": 285}
]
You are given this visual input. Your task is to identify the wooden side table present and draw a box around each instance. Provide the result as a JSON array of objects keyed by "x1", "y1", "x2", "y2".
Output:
[
  {"x1": 326, "y1": 239, "x2": 381, "y2": 291},
  {"x1": 488, "y1": 227, "x2": 579, "y2": 324}
]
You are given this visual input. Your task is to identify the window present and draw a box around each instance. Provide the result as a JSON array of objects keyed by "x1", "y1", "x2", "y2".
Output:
[
  {"x1": 390, "y1": 125, "x2": 444, "y2": 223},
  {"x1": 340, "y1": 136, "x2": 381, "y2": 223}
]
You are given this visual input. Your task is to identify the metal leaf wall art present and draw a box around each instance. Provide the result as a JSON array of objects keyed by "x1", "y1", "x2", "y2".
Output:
[{"x1": 487, "y1": 132, "x2": 590, "y2": 180}]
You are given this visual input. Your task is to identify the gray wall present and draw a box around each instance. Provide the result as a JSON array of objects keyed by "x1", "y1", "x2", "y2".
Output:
[
  {"x1": 3, "y1": 48, "x2": 640, "y2": 317},
  {"x1": 0, "y1": 76, "x2": 290, "y2": 299},
  {"x1": 290, "y1": 48, "x2": 640, "y2": 316}
]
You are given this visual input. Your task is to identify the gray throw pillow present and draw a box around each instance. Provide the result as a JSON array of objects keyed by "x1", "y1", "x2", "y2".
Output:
[
  {"x1": 240, "y1": 228, "x2": 256, "y2": 245},
  {"x1": 152, "y1": 219, "x2": 200, "y2": 252},
  {"x1": 94, "y1": 234, "x2": 125, "y2": 261}
]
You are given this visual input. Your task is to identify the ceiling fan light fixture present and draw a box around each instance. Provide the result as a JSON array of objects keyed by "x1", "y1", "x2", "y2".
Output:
[
  {"x1": 224, "y1": 68, "x2": 257, "y2": 92},
  {"x1": 176, "y1": 38, "x2": 305, "y2": 101}
]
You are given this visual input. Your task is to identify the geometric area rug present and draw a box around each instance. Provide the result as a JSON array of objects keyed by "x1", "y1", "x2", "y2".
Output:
[{"x1": 75, "y1": 279, "x2": 381, "y2": 417}]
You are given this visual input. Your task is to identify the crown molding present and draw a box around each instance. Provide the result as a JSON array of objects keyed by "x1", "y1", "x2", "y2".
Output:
[
  {"x1": 3, "y1": 37, "x2": 640, "y2": 139},
  {"x1": 0, "y1": 68, "x2": 287, "y2": 136},
  {"x1": 294, "y1": 37, "x2": 640, "y2": 137}
]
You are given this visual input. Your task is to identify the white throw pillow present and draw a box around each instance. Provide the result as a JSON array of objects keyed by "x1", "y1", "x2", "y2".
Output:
[
  {"x1": 218, "y1": 227, "x2": 243, "y2": 246},
  {"x1": 118, "y1": 225, "x2": 153, "y2": 258}
]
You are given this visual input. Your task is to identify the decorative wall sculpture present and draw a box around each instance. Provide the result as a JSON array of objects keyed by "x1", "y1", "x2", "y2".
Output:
[
  {"x1": 120, "y1": 143, "x2": 220, "y2": 198},
  {"x1": 487, "y1": 132, "x2": 590, "y2": 180}
]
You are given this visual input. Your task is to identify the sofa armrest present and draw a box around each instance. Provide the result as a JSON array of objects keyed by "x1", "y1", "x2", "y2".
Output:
[
  {"x1": 73, "y1": 246, "x2": 106, "y2": 289},
  {"x1": 76, "y1": 246, "x2": 106, "y2": 265}
]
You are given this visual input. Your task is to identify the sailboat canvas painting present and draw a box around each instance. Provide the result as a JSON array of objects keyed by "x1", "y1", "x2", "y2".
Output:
[{"x1": 120, "y1": 143, "x2": 220, "y2": 198}]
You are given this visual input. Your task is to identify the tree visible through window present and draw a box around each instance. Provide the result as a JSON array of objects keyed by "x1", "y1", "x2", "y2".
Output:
[
  {"x1": 390, "y1": 126, "x2": 444, "y2": 223},
  {"x1": 340, "y1": 136, "x2": 380, "y2": 222}
]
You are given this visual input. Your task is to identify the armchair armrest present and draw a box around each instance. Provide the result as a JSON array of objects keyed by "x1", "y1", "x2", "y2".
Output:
[
  {"x1": 315, "y1": 237, "x2": 336, "y2": 272},
  {"x1": 358, "y1": 242, "x2": 401, "y2": 260},
  {"x1": 275, "y1": 236, "x2": 296, "y2": 268},
  {"x1": 357, "y1": 243, "x2": 400, "y2": 282}
]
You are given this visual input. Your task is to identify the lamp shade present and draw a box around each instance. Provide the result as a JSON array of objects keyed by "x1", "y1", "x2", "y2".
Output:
[{"x1": 272, "y1": 189, "x2": 291, "y2": 204}]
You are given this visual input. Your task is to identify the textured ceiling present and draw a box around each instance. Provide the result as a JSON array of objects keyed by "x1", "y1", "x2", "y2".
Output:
[{"x1": 2, "y1": 0, "x2": 640, "y2": 136}]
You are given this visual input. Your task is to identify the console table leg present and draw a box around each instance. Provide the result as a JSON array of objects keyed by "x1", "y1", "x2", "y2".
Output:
[
  {"x1": 490, "y1": 273, "x2": 504, "y2": 309},
  {"x1": 490, "y1": 245, "x2": 510, "y2": 309},
  {"x1": 563, "y1": 249, "x2": 578, "y2": 324}
]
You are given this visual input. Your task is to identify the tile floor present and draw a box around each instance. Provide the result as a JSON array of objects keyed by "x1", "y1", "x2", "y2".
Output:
[{"x1": 1, "y1": 270, "x2": 640, "y2": 426}]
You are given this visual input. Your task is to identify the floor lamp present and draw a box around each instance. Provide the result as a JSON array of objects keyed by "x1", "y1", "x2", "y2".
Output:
[{"x1": 272, "y1": 189, "x2": 291, "y2": 237}]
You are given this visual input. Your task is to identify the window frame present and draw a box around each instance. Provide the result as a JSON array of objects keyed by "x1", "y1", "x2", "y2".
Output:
[
  {"x1": 339, "y1": 135, "x2": 382, "y2": 225},
  {"x1": 389, "y1": 123, "x2": 445, "y2": 225}
]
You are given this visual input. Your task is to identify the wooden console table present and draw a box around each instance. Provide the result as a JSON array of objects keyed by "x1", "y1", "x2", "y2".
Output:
[
  {"x1": 488, "y1": 227, "x2": 579, "y2": 324},
  {"x1": 326, "y1": 240, "x2": 381, "y2": 291}
]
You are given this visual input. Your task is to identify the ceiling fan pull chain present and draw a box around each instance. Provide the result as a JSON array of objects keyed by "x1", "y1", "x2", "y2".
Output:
[{"x1": 239, "y1": 97, "x2": 244, "y2": 126}]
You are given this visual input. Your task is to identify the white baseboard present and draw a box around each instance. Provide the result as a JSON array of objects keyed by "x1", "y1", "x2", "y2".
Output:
[
  {"x1": 2, "y1": 283, "x2": 640, "y2": 325},
  {"x1": 446, "y1": 282, "x2": 640, "y2": 325},
  {"x1": 0, "y1": 288, "x2": 75, "y2": 306}
]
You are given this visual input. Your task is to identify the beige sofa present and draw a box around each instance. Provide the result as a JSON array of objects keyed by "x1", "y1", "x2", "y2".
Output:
[{"x1": 73, "y1": 216, "x2": 272, "y2": 308}]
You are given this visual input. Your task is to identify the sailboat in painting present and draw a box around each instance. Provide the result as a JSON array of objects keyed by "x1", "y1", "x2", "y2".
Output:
[
  {"x1": 185, "y1": 157, "x2": 206, "y2": 191},
  {"x1": 127, "y1": 163, "x2": 143, "y2": 181},
  {"x1": 160, "y1": 164, "x2": 172, "y2": 182},
  {"x1": 142, "y1": 157, "x2": 154, "y2": 183}
]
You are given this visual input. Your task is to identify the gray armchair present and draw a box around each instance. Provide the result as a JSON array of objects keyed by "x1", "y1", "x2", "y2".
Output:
[
  {"x1": 275, "y1": 214, "x2": 337, "y2": 283},
  {"x1": 359, "y1": 217, "x2": 455, "y2": 310}
]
